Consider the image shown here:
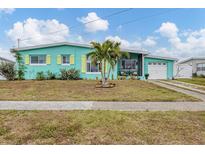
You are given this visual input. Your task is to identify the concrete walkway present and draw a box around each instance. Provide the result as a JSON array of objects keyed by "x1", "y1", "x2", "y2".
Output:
[
  {"x1": 149, "y1": 80, "x2": 205, "y2": 102},
  {"x1": 0, "y1": 101, "x2": 205, "y2": 111}
]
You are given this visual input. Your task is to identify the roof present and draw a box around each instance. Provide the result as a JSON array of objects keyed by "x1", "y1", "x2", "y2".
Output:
[
  {"x1": 145, "y1": 55, "x2": 178, "y2": 61},
  {"x1": 0, "y1": 56, "x2": 15, "y2": 63},
  {"x1": 10, "y1": 42, "x2": 149, "y2": 55},
  {"x1": 178, "y1": 57, "x2": 205, "y2": 64}
]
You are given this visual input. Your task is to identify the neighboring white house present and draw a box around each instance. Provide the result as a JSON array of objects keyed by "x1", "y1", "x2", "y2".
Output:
[
  {"x1": 0, "y1": 56, "x2": 15, "y2": 80},
  {"x1": 175, "y1": 57, "x2": 205, "y2": 78}
]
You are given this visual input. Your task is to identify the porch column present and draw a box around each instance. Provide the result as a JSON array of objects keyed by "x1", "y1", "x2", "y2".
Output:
[{"x1": 142, "y1": 54, "x2": 144, "y2": 77}]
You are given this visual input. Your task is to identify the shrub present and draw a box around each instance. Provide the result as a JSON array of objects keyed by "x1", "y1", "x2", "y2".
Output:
[
  {"x1": 60, "y1": 68, "x2": 80, "y2": 80},
  {"x1": 199, "y1": 74, "x2": 205, "y2": 78},
  {"x1": 46, "y1": 71, "x2": 56, "y2": 80},
  {"x1": 36, "y1": 71, "x2": 45, "y2": 80},
  {"x1": 0, "y1": 62, "x2": 16, "y2": 80},
  {"x1": 192, "y1": 73, "x2": 198, "y2": 77}
]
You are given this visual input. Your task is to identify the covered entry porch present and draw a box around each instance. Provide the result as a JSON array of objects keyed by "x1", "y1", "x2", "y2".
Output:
[{"x1": 118, "y1": 53, "x2": 145, "y2": 79}]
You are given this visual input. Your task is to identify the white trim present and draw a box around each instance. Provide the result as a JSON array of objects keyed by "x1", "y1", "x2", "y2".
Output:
[
  {"x1": 145, "y1": 55, "x2": 178, "y2": 61},
  {"x1": 61, "y1": 64, "x2": 70, "y2": 66},
  {"x1": 11, "y1": 41, "x2": 149, "y2": 55},
  {"x1": 30, "y1": 64, "x2": 47, "y2": 66},
  {"x1": 86, "y1": 72, "x2": 101, "y2": 74}
]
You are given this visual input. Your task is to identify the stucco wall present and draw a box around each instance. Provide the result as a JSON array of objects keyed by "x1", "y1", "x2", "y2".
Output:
[
  {"x1": 18, "y1": 45, "x2": 118, "y2": 80},
  {"x1": 144, "y1": 57, "x2": 175, "y2": 79}
]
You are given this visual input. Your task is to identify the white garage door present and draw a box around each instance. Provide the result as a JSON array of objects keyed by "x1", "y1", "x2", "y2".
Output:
[{"x1": 148, "y1": 62, "x2": 167, "y2": 79}]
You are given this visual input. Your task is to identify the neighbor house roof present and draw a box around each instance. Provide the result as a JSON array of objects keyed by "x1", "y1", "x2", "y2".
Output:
[
  {"x1": 145, "y1": 55, "x2": 178, "y2": 61},
  {"x1": 178, "y1": 57, "x2": 205, "y2": 64},
  {"x1": 0, "y1": 56, "x2": 14, "y2": 63},
  {"x1": 10, "y1": 42, "x2": 150, "y2": 55}
]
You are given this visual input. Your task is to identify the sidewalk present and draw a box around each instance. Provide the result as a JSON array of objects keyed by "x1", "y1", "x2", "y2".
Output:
[{"x1": 0, "y1": 101, "x2": 205, "y2": 111}]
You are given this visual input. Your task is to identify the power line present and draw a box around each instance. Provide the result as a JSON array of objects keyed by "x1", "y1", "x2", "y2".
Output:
[
  {"x1": 19, "y1": 8, "x2": 133, "y2": 42},
  {"x1": 119, "y1": 9, "x2": 179, "y2": 26}
]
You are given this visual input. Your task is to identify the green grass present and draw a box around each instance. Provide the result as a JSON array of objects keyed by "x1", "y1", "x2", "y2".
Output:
[
  {"x1": 0, "y1": 110, "x2": 205, "y2": 144},
  {"x1": 177, "y1": 77, "x2": 205, "y2": 87},
  {"x1": 0, "y1": 80, "x2": 198, "y2": 102}
]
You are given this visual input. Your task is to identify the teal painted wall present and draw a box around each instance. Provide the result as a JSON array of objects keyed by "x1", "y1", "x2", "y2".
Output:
[
  {"x1": 144, "y1": 57, "x2": 174, "y2": 79},
  {"x1": 18, "y1": 45, "x2": 118, "y2": 80}
]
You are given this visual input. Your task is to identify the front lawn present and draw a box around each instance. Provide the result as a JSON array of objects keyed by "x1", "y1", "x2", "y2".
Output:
[
  {"x1": 0, "y1": 80, "x2": 197, "y2": 101},
  {"x1": 0, "y1": 110, "x2": 205, "y2": 144},
  {"x1": 176, "y1": 77, "x2": 205, "y2": 87}
]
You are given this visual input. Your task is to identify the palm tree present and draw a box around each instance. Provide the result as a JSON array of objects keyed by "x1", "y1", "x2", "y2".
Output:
[{"x1": 88, "y1": 40, "x2": 129, "y2": 87}]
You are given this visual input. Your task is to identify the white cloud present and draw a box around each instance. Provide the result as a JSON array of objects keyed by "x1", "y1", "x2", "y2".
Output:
[
  {"x1": 157, "y1": 22, "x2": 205, "y2": 58},
  {"x1": 105, "y1": 35, "x2": 157, "y2": 49},
  {"x1": 6, "y1": 18, "x2": 69, "y2": 47},
  {"x1": 77, "y1": 12, "x2": 109, "y2": 33},
  {"x1": 0, "y1": 8, "x2": 15, "y2": 14},
  {"x1": 158, "y1": 22, "x2": 178, "y2": 38},
  {"x1": 143, "y1": 36, "x2": 157, "y2": 47},
  {"x1": 0, "y1": 48, "x2": 14, "y2": 61}
]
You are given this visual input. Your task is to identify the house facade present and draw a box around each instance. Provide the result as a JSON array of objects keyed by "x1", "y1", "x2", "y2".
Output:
[
  {"x1": 176, "y1": 57, "x2": 205, "y2": 78},
  {"x1": 11, "y1": 42, "x2": 177, "y2": 80}
]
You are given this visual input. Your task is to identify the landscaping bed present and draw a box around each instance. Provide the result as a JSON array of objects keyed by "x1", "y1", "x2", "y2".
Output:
[
  {"x1": 0, "y1": 110, "x2": 205, "y2": 144},
  {"x1": 0, "y1": 80, "x2": 198, "y2": 101}
]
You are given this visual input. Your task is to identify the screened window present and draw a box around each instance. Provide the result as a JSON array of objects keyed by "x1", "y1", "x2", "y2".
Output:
[
  {"x1": 30, "y1": 55, "x2": 46, "y2": 64},
  {"x1": 86, "y1": 57, "x2": 101, "y2": 72},
  {"x1": 121, "y1": 59, "x2": 138, "y2": 70},
  {"x1": 197, "y1": 63, "x2": 205, "y2": 71},
  {"x1": 62, "y1": 55, "x2": 70, "y2": 64}
]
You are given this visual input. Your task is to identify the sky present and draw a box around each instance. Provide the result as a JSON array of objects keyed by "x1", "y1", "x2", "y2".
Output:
[{"x1": 1, "y1": 8, "x2": 205, "y2": 60}]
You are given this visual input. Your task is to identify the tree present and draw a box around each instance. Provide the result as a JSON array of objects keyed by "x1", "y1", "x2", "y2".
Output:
[
  {"x1": 0, "y1": 62, "x2": 16, "y2": 80},
  {"x1": 14, "y1": 52, "x2": 26, "y2": 80},
  {"x1": 88, "y1": 40, "x2": 129, "y2": 86}
]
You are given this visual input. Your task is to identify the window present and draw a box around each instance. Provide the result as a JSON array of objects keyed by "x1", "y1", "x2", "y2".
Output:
[
  {"x1": 86, "y1": 57, "x2": 101, "y2": 72},
  {"x1": 62, "y1": 55, "x2": 70, "y2": 64},
  {"x1": 121, "y1": 59, "x2": 138, "y2": 70},
  {"x1": 30, "y1": 55, "x2": 46, "y2": 64},
  {"x1": 197, "y1": 63, "x2": 205, "y2": 71}
]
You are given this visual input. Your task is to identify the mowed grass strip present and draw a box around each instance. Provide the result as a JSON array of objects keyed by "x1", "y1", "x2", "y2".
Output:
[
  {"x1": 177, "y1": 78, "x2": 205, "y2": 87},
  {"x1": 0, "y1": 110, "x2": 205, "y2": 144},
  {"x1": 0, "y1": 80, "x2": 198, "y2": 101}
]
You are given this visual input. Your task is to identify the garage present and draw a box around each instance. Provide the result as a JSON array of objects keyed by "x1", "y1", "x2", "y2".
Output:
[{"x1": 148, "y1": 62, "x2": 167, "y2": 79}]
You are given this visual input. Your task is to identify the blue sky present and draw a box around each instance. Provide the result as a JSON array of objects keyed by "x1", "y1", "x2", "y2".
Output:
[{"x1": 1, "y1": 8, "x2": 205, "y2": 60}]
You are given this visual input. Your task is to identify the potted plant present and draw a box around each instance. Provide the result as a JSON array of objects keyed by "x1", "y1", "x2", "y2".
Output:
[{"x1": 145, "y1": 73, "x2": 149, "y2": 80}]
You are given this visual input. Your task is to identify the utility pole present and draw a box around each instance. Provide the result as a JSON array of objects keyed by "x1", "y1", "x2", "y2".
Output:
[{"x1": 17, "y1": 38, "x2": 20, "y2": 48}]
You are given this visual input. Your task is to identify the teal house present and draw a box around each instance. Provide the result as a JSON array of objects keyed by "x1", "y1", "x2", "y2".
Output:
[{"x1": 11, "y1": 42, "x2": 177, "y2": 80}]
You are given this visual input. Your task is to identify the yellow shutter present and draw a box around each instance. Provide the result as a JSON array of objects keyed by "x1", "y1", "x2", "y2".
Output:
[
  {"x1": 46, "y1": 55, "x2": 51, "y2": 64},
  {"x1": 57, "y1": 55, "x2": 61, "y2": 64},
  {"x1": 25, "y1": 55, "x2": 30, "y2": 65},
  {"x1": 81, "y1": 55, "x2": 86, "y2": 73},
  {"x1": 70, "y1": 54, "x2": 74, "y2": 64}
]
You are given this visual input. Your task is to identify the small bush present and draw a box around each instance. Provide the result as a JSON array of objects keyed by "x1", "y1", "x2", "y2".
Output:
[
  {"x1": 0, "y1": 62, "x2": 16, "y2": 80},
  {"x1": 199, "y1": 74, "x2": 205, "y2": 78},
  {"x1": 60, "y1": 68, "x2": 80, "y2": 80},
  {"x1": 46, "y1": 71, "x2": 56, "y2": 80},
  {"x1": 192, "y1": 73, "x2": 198, "y2": 77},
  {"x1": 36, "y1": 71, "x2": 45, "y2": 80}
]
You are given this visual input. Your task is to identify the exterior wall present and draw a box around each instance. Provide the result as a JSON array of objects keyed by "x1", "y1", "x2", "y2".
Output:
[
  {"x1": 144, "y1": 57, "x2": 175, "y2": 79},
  {"x1": 18, "y1": 45, "x2": 118, "y2": 80},
  {"x1": 181, "y1": 59, "x2": 205, "y2": 74}
]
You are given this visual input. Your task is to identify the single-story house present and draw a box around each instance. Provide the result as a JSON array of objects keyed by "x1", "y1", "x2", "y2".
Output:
[
  {"x1": 0, "y1": 56, "x2": 15, "y2": 80},
  {"x1": 175, "y1": 57, "x2": 205, "y2": 78},
  {"x1": 11, "y1": 42, "x2": 177, "y2": 80}
]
